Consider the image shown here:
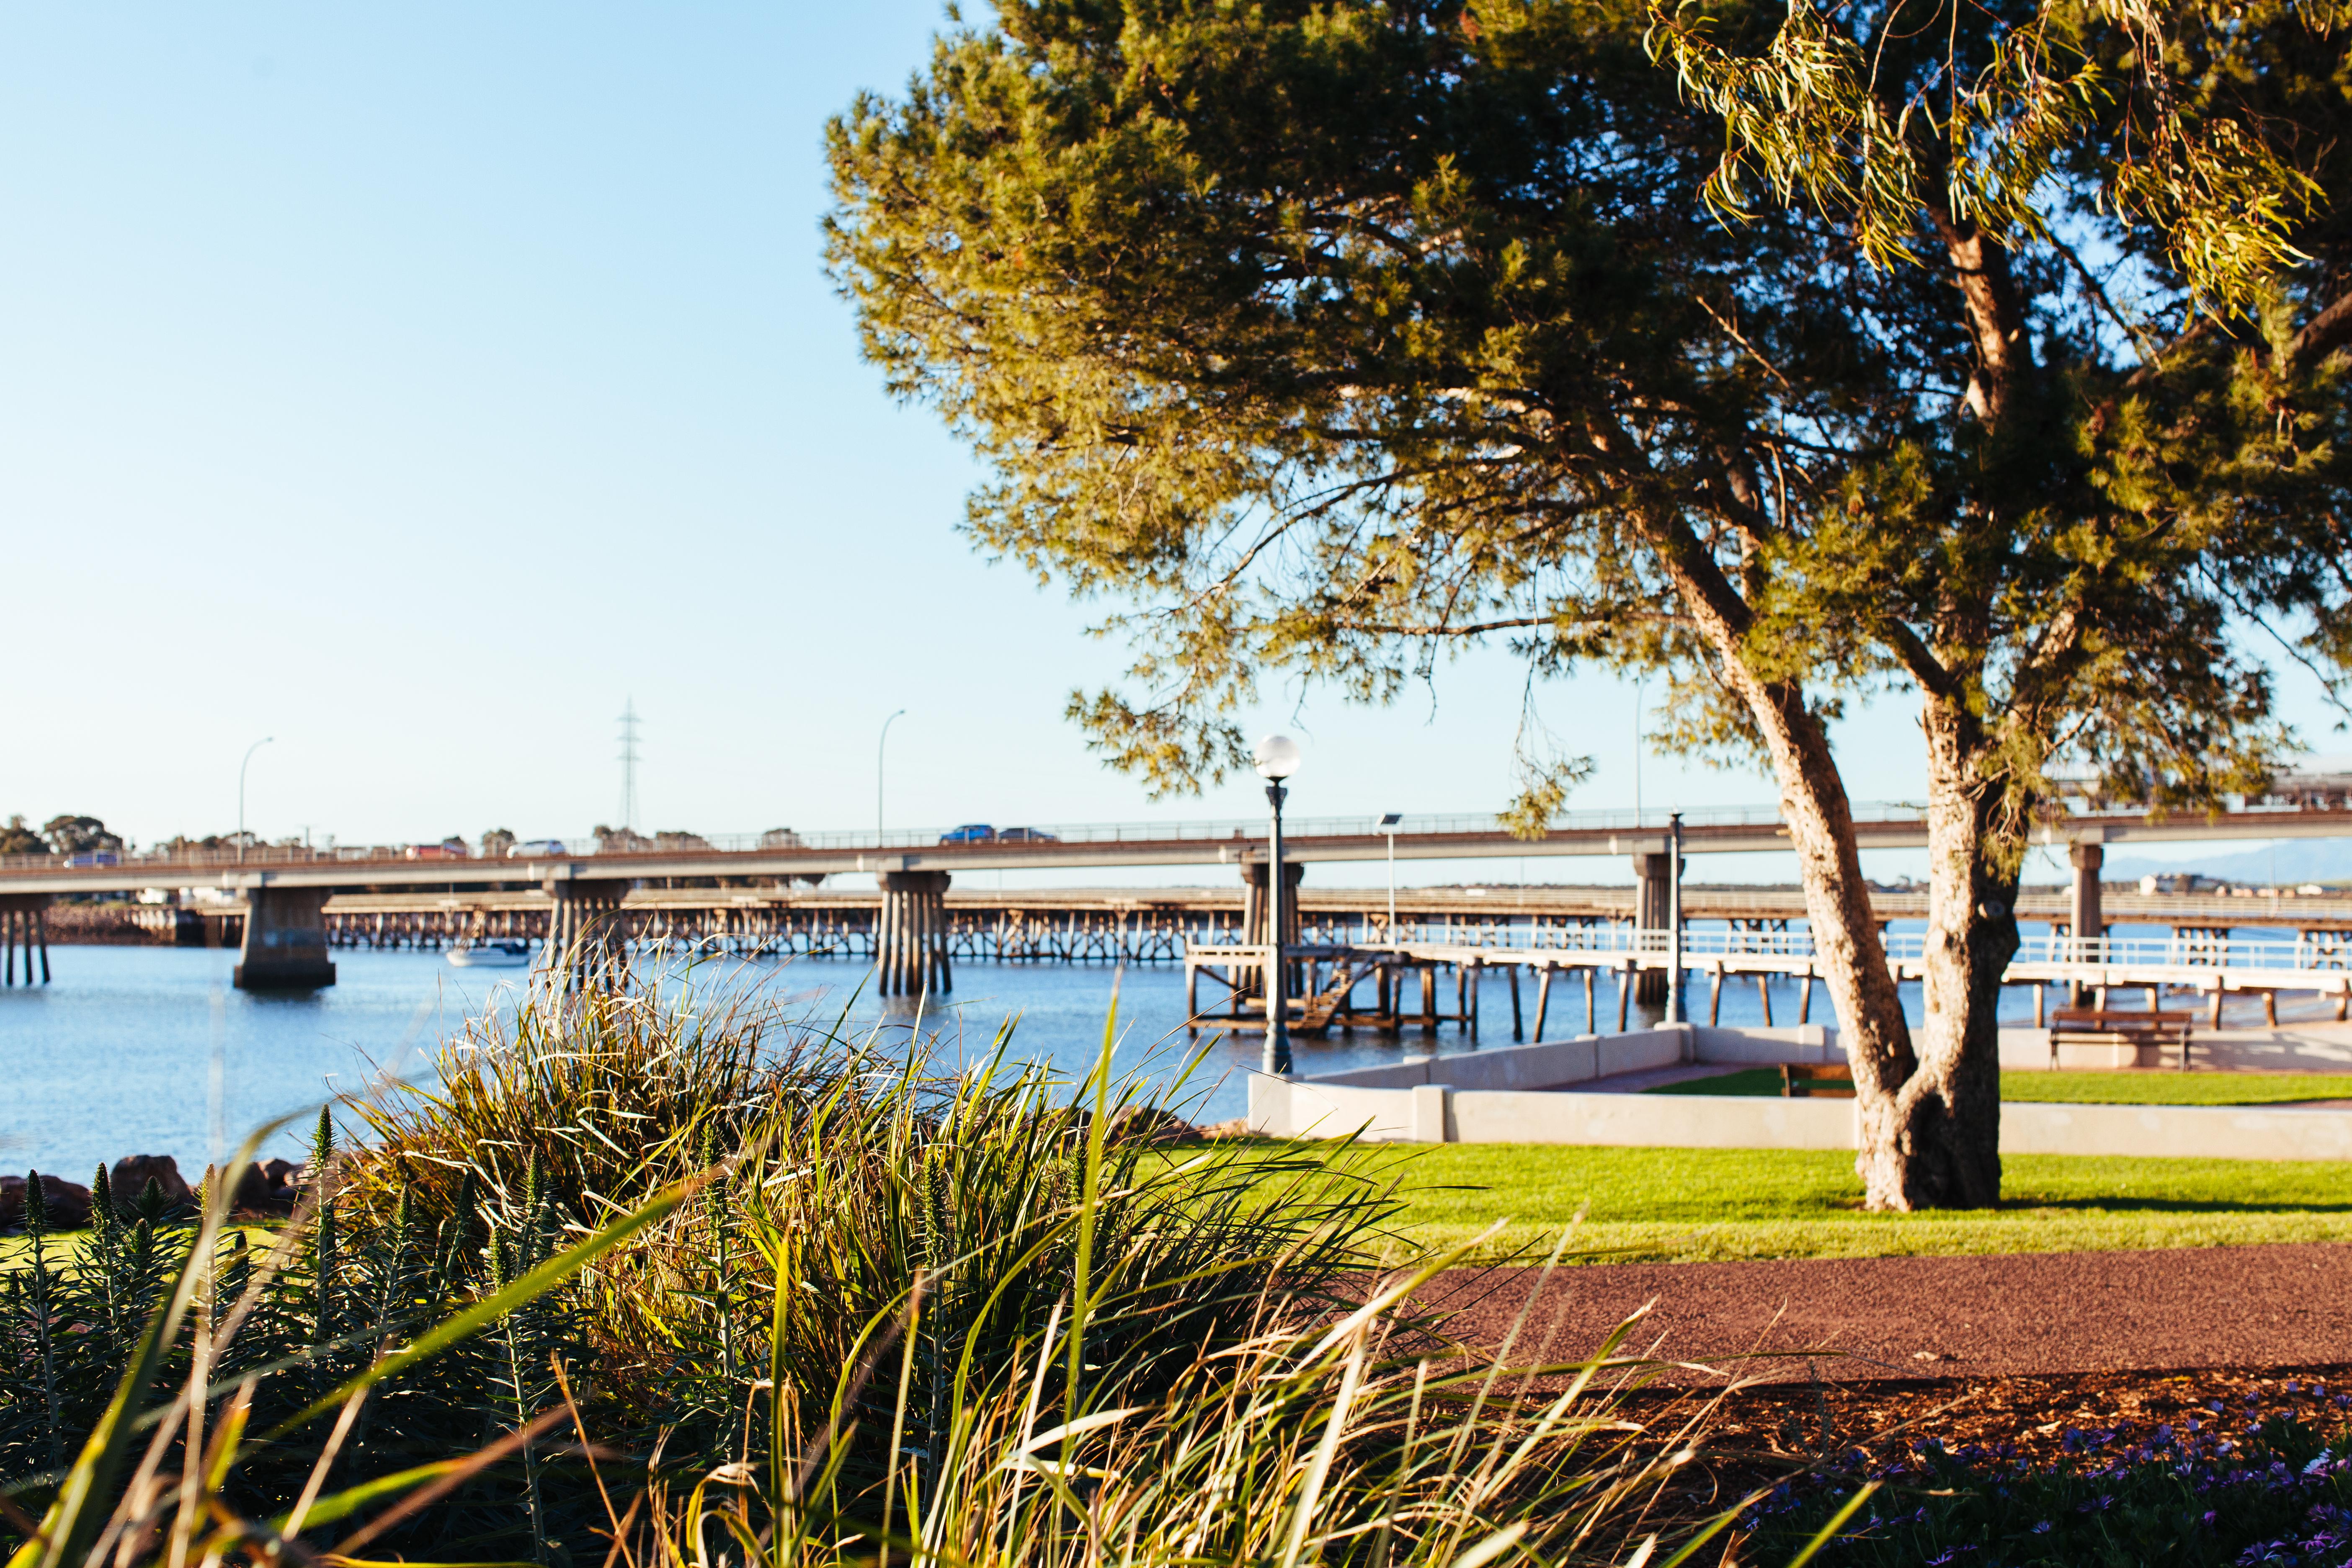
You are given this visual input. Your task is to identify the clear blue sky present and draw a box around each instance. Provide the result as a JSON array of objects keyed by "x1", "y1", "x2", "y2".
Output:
[{"x1": 3, "y1": 4, "x2": 2335, "y2": 886}]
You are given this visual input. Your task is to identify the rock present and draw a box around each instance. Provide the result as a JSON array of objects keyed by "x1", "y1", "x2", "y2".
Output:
[
  {"x1": 111, "y1": 1154, "x2": 193, "y2": 1215},
  {"x1": 1197, "y1": 1117, "x2": 1263, "y2": 1141},
  {"x1": 1108, "y1": 1105, "x2": 1201, "y2": 1145},
  {"x1": 228, "y1": 1162, "x2": 276, "y2": 1214},
  {"x1": 260, "y1": 1158, "x2": 301, "y2": 1207},
  {"x1": 0, "y1": 1172, "x2": 94, "y2": 1231}
]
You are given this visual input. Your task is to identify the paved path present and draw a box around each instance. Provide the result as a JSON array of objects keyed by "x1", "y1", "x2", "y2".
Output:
[{"x1": 1428, "y1": 1243, "x2": 2352, "y2": 1381}]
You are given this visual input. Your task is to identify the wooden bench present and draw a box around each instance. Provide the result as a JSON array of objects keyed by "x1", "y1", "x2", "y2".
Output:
[
  {"x1": 1779, "y1": 1063, "x2": 1855, "y2": 1098},
  {"x1": 2048, "y1": 1008, "x2": 2196, "y2": 1070}
]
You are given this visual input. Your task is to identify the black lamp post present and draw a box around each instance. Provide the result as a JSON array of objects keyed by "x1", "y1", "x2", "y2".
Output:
[
  {"x1": 1665, "y1": 811, "x2": 1684, "y2": 1025},
  {"x1": 1254, "y1": 734, "x2": 1302, "y2": 1075}
]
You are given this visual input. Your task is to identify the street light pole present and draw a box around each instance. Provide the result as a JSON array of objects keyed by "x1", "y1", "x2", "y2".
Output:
[
  {"x1": 237, "y1": 737, "x2": 274, "y2": 865},
  {"x1": 877, "y1": 709, "x2": 906, "y2": 840},
  {"x1": 1380, "y1": 812, "x2": 1402, "y2": 941},
  {"x1": 1253, "y1": 735, "x2": 1303, "y2": 1076},
  {"x1": 1664, "y1": 811, "x2": 1685, "y2": 1025},
  {"x1": 1633, "y1": 675, "x2": 1646, "y2": 825}
]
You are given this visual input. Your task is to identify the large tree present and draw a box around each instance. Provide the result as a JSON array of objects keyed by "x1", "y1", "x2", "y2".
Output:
[
  {"x1": 41, "y1": 815, "x2": 123, "y2": 857},
  {"x1": 826, "y1": 0, "x2": 2352, "y2": 1208}
]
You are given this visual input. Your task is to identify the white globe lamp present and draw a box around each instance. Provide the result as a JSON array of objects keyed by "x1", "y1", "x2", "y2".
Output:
[{"x1": 1253, "y1": 733, "x2": 1302, "y2": 780}]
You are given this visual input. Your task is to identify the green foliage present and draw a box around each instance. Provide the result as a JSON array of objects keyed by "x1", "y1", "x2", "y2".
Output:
[
  {"x1": 0, "y1": 1147, "x2": 601, "y2": 1559},
  {"x1": 1647, "y1": 0, "x2": 2344, "y2": 317},
  {"x1": 824, "y1": 0, "x2": 2349, "y2": 840}
]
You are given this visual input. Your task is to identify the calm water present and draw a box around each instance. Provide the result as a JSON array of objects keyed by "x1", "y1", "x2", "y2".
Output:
[{"x1": 0, "y1": 922, "x2": 2245, "y2": 1179}]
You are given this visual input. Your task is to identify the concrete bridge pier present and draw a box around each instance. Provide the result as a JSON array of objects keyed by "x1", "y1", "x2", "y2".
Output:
[
  {"x1": 0, "y1": 894, "x2": 51, "y2": 986},
  {"x1": 1242, "y1": 859, "x2": 1304, "y2": 998},
  {"x1": 2068, "y1": 841, "x2": 2105, "y2": 1004},
  {"x1": 1241, "y1": 860, "x2": 1304, "y2": 946},
  {"x1": 877, "y1": 870, "x2": 951, "y2": 996},
  {"x1": 232, "y1": 885, "x2": 337, "y2": 990},
  {"x1": 546, "y1": 879, "x2": 630, "y2": 991},
  {"x1": 1632, "y1": 851, "x2": 1682, "y2": 1005}
]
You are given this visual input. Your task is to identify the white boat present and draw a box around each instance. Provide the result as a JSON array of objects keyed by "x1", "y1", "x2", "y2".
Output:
[{"x1": 448, "y1": 939, "x2": 533, "y2": 968}]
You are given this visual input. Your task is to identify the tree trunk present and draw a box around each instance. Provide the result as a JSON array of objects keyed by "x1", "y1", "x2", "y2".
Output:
[
  {"x1": 1753, "y1": 690, "x2": 1926, "y2": 1215},
  {"x1": 1633, "y1": 513, "x2": 1926, "y2": 1207},
  {"x1": 1877, "y1": 694, "x2": 2019, "y2": 1208}
]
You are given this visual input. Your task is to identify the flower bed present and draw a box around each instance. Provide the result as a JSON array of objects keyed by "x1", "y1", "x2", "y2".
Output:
[{"x1": 1738, "y1": 1372, "x2": 2352, "y2": 1565}]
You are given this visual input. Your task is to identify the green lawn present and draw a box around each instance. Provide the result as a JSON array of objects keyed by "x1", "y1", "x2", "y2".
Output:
[
  {"x1": 1327, "y1": 1143, "x2": 2352, "y2": 1264},
  {"x1": 0, "y1": 1223, "x2": 277, "y2": 1273},
  {"x1": 1646, "y1": 1067, "x2": 2352, "y2": 1105}
]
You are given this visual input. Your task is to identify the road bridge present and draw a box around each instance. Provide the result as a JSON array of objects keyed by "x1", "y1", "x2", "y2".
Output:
[
  {"x1": 81, "y1": 881, "x2": 2352, "y2": 954},
  {"x1": 6, "y1": 794, "x2": 2350, "y2": 990}
]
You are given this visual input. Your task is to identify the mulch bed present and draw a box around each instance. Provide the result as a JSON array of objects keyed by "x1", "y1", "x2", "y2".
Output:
[
  {"x1": 1687, "y1": 1362, "x2": 2351, "y2": 1468},
  {"x1": 1425, "y1": 1243, "x2": 2352, "y2": 1382},
  {"x1": 1405, "y1": 1245, "x2": 2352, "y2": 1512}
]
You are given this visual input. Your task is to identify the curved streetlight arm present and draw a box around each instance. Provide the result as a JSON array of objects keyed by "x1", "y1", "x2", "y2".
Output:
[{"x1": 237, "y1": 737, "x2": 275, "y2": 864}]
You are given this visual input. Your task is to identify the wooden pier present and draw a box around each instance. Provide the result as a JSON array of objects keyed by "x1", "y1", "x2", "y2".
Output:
[{"x1": 41, "y1": 880, "x2": 2352, "y2": 1031}]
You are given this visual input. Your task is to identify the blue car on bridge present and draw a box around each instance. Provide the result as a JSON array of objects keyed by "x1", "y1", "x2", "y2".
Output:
[{"x1": 939, "y1": 824, "x2": 996, "y2": 843}]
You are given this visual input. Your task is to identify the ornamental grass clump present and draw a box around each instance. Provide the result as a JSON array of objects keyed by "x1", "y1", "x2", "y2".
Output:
[
  {"x1": 1744, "y1": 1379, "x2": 2352, "y2": 1565},
  {"x1": 338, "y1": 966, "x2": 818, "y2": 1233},
  {"x1": 619, "y1": 1256, "x2": 1733, "y2": 1568}
]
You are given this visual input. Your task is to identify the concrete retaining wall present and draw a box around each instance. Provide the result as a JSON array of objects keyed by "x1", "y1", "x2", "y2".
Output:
[
  {"x1": 1248, "y1": 1024, "x2": 2352, "y2": 1160},
  {"x1": 1304, "y1": 1024, "x2": 1840, "y2": 1093}
]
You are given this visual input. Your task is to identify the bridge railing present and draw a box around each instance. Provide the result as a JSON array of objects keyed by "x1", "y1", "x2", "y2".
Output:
[
  {"x1": 0, "y1": 802, "x2": 1938, "y2": 874},
  {"x1": 2, "y1": 791, "x2": 2344, "y2": 875},
  {"x1": 1271, "y1": 919, "x2": 2352, "y2": 976}
]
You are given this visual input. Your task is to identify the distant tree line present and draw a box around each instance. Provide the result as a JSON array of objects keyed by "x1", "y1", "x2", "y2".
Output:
[{"x1": 0, "y1": 815, "x2": 126, "y2": 857}]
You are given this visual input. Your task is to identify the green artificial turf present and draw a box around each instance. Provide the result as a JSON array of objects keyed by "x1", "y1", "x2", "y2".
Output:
[
  {"x1": 1331, "y1": 1143, "x2": 2352, "y2": 1264},
  {"x1": 1644, "y1": 1068, "x2": 1795, "y2": 1097},
  {"x1": 1645, "y1": 1067, "x2": 2352, "y2": 1105}
]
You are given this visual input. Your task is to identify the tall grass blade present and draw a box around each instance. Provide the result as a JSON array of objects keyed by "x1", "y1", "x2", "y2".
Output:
[
  {"x1": 1279, "y1": 1326, "x2": 1367, "y2": 1568},
  {"x1": 1065, "y1": 974, "x2": 1119, "y2": 1413}
]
